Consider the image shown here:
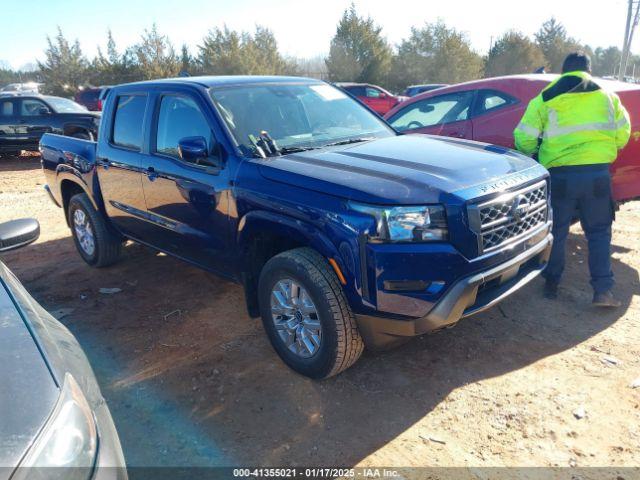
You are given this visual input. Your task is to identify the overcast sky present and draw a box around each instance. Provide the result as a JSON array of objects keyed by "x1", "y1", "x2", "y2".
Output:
[{"x1": 0, "y1": 0, "x2": 632, "y2": 70}]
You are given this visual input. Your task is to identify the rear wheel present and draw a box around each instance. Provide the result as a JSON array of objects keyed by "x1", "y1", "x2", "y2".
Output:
[
  {"x1": 68, "y1": 193, "x2": 121, "y2": 267},
  {"x1": 258, "y1": 247, "x2": 364, "y2": 379}
]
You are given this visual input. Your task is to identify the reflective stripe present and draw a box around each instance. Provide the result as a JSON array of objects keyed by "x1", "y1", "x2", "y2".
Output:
[
  {"x1": 616, "y1": 117, "x2": 629, "y2": 129},
  {"x1": 543, "y1": 101, "x2": 625, "y2": 139},
  {"x1": 606, "y1": 95, "x2": 615, "y2": 124},
  {"x1": 543, "y1": 122, "x2": 621, "y2": 138},
  {"x1": 515, "y1": 122, "x2": 540, "y2": 137}
]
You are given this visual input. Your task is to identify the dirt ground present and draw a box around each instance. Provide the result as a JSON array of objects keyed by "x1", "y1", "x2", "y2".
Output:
[{"x1": 1, "y1": 154, "x2": 639, "y2": 472}]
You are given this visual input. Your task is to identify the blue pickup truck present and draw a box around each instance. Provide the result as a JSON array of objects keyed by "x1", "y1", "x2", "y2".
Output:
[{"x1": 40, "y1": 76, "x2": 552, "y2": 378}]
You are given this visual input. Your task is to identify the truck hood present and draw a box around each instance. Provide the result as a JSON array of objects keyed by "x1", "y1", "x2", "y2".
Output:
[{"x1": 257, "y1": 134, "x2": 543, "y2": 204}]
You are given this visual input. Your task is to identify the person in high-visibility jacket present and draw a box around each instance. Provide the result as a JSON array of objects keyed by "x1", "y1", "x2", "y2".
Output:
[{"x1": 514, "y1": 52, "x2": 631, "y2": 307}]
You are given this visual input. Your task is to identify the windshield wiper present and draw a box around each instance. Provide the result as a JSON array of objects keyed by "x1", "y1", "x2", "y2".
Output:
[
  {"x1": 249, "y1": 131, "x2": 319, "y2": 158},
  {"x1": 279, "y1": 145, "x2": 319, "y2": 154},
  {"x1": 323, "y1": 137, "x2": 376, "y2": 148}
]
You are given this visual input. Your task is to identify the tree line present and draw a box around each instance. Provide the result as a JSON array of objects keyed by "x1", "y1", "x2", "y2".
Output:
[{"x1": 1, "y1": 5, "x2": 637, "y2": 97}]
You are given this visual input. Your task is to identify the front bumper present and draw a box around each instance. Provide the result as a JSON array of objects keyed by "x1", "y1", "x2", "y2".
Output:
[
  {"x1": 92, "y1": 401, "x2": 128, "y2": 479},
  {"x1": 355, "y1": 232, "x2": 552, "y2": 349}
]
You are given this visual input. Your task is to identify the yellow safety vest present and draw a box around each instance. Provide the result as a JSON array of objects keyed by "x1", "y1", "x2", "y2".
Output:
[{"x1": 514, "y1": 71, "x2": 631, "y2": 169}]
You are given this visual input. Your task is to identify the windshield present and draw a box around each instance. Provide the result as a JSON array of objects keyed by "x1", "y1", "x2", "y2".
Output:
[
  {"x1": 45, "y1": 96, "x2": 88, "y2": 113},
  {"x1": 209, "y1": 83, "x2": 394, "y2": 155}
]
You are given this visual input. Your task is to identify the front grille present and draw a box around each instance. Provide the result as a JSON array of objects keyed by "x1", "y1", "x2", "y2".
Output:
[{"x1": 470, "y1": 180, "x2": 548, "y2": 253}]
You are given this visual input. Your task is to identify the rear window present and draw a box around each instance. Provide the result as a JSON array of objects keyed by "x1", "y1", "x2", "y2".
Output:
[
  {"x1": 476, "y1": 90, "x2": 517, "y2": 115},
  {"x1": 112, "y1": 95, "x2": 147, "y2": 150}
]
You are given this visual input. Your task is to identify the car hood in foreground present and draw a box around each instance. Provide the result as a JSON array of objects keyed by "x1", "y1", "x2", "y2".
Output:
[
  {"x1": 0, "y1": 276, "x2": 59, "y2": 469},
  {"x1": 258, "y1": 134, "x2": 544, "y2": 204}
]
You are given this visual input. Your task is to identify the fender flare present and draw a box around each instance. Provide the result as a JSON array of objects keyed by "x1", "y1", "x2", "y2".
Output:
[
  {"x1": 236, "y1": 210, "x2": 355, "y2": 318},
  {"x1": 237, "y1": 210, "x2": 342, "y2": 264},
  {"x1": 56, "y1": 166, "x2": 109, "y2": 225}
]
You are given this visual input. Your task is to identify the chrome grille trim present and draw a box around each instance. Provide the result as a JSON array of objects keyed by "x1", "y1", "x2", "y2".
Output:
[{"x1": 469, "y1": 180, "x2": 549, "y2": 254}]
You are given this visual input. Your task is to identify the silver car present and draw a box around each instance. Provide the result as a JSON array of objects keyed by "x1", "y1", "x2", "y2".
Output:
[{"x1": 0, "y1": 219, "x2": 126, "y2": 480}]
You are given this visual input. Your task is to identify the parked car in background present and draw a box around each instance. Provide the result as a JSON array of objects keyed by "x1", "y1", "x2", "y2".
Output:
[
  {"x1": 402, "y1": 84, "x2": 448, "y2": 97},
  {"x1": 99, "y1": 86, "x2": 112, "y2": 110},
  {"x1": 0, "y1": 82, "x2": 42, "y2": 97},
  {"x1": 0, "y1": 95, "x2": 99, "y2": 155},
  {"x1": 41, "y1": 76, "x2": 552, "y2": 379},
  {"x1": 335, "y1": 82, "x2": 406, "y2": 115},
  {"x1": 384, "y1": 74, "x2": 640, "y2": 203},
  {"x1": 75, "y1": 86, "x2": 112, "y2": 111},
  {"x1": 0, "y1": 219, "x2": 126, "y2": 479}
]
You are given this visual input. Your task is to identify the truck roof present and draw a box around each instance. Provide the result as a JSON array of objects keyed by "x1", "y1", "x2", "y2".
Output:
[{"x1": 115, "y1": 75, "x2": 323, "y2": 89}]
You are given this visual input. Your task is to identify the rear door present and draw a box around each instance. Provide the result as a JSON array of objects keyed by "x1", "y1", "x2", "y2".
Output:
[
  {"x1": 138, "y1": 88, "x2": 232, "y2": 274},
  {"x1": 386, "y1": 91, "x2": 475, "y2": 139},
  {"x1": 612, "y1": 89, "x2": 640, "y2": 201},
  {"x1": 470, "y1": 89, "x2": 522, "y2": 148},
  {"x1": 0, "y1": 98, "x2": 19, "y2": 150},
  {"x1": 95, "y1": 92, "x2": 150, "y2": 238}
]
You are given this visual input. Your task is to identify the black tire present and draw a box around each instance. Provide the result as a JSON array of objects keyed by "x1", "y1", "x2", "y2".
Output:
[
  {"x1": 68, "y1": 193, "x2": 121, "y2": 267},
  {"x1": 1, "y1": 150, "x2": 21, "y2": 158},
  {"x1": 258, "y1": 247, "x2": 364, "y2": 379},
  {"x1": 71, "y1": 131, "x2": 93, "y2": 141}
]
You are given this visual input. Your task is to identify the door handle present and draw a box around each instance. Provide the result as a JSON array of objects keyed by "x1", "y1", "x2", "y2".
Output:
[{"x1": 146, "y1": 166, "x2": 158, "y2": 181}]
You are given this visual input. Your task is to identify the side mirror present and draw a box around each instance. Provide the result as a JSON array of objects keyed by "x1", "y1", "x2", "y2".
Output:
[
  {"x1": 0, "y1": 219, "x2": 40, "y2": 253},
  {"x1": 37, "y1": 107, "x2": 51, "y2": 115},
  {"x1": 178, "y1": 136, "x2": 208, "y2": 163}
]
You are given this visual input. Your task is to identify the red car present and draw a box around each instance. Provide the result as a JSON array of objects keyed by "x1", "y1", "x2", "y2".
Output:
[
  {"x1": 384, "y1": 74, "x2": 640, "y2": 202},
  {"x1": 336, "y1": 82, "x2": 406, "y2": 115},
  {"x1": 74, "y1": 86, "x2": 111, "y2": 111}
]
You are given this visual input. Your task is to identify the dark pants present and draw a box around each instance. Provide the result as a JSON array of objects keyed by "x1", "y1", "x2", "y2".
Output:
[{"x1": 542, "y1": 164, "x2": 615, "y2": 294}]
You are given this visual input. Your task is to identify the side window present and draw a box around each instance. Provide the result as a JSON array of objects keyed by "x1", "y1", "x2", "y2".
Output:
[
  {"x1": 346, "y1": 86, "x2": 366, "y2": 97},
  {"x1": 388, "y1": 91, "x2": 474, "y2": 132},
  {"x1": 476, "y1": 90, "x2": 517, "y2": 116},
  {"x1": 112, "y1": 95, "x2": 147, "y2": 150},
  {"x1": 365, "y1": 87, "x2": 381, "y2": 98},
  {"x1": 155, "y1": 95, "x2": 215, "y2": 166},
  {"x1": 20, "y1": 99, "x2": 49, "y2": 116},
  {"x1": 0, "y1": 100, "x2": 14, "y2": 116}
]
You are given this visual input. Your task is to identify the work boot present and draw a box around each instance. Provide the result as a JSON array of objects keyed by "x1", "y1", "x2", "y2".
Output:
[
  {"x1": 592, "y1": 290, "x2": 622, "y2": 308},
  {"x1": 543, "y1": 280, "x2": 558, "y2": 299}
]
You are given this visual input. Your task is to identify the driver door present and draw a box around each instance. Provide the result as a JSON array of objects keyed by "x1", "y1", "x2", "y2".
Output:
[
  {"x1": 139, "y1": 90, "x2": 232, "y2": 275},
  {"x1": 363, "y1": 86, "x2": 389, "y2": 115},
  {"x1": 387, "y1": 91, "x2": 475, "y2": 139},
  {"x1": 17, "y1": 98, "x2": 55, "y2": 147}
]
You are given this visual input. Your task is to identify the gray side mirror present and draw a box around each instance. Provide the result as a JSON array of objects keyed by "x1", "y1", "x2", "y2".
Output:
[{"x1": 0, "y1": 219, "x2": 40, "y2": 252}]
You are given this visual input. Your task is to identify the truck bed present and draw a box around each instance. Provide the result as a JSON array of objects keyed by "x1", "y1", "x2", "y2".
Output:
[{"x1": 40, "y1": 133, "x2": 99, "y2": 209}]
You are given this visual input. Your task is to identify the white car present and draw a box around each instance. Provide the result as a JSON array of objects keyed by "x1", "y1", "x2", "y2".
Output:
[{"x1": 0, "y1": 82, "x2": 42, "y2": 97}]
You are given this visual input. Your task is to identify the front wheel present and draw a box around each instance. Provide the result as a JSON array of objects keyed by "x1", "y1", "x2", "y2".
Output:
[
  {"x1": 68, "y1": 193, "x2": 121, "y2": 267},
  {"x1": 258, "y1": 247, "x2": 364, "y2": 379}
]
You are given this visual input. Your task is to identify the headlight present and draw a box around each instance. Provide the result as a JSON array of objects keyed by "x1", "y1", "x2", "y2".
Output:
[
  {"x1": 351, "y1": 203, "x2": 448, "y2": 242},
  {"x1": 13, "y1": 373, "x2": 98, "y2": 480}
]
